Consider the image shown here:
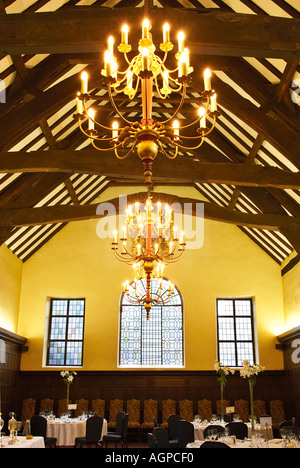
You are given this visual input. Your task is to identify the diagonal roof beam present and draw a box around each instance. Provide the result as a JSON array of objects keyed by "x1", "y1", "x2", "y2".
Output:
[{"x1": 1, "y1": 8, "x2": 300, "y2": 59}]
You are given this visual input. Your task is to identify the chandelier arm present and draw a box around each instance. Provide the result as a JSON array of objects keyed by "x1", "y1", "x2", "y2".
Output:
[
  {"x1": 81, "y1": 99, "x2": 128, "y2": 134},
  {"x1": 108, "y1": 85, "x2": 137, "y2": 126},
  {"x1": 158, "y1": 141, "x2": 179, "y2": 160},
  {"x1": 173, "y1": 138, "x2": 205, "y2": 151},
  {"x1": 90, "y1": 139, "x2": 120, "y2": 152},
  {"x1": 159, "y1": 83, "x2": 187, "y2": 125},
  {"x1": 114, "y1": 141, "x2": 137, "y2": 159},
  {"x1": 113, "y1": 248, "x2": 135, "y2": 264}
]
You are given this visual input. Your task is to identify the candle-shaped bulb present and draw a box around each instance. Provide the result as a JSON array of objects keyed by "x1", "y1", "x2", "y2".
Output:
[
  {"x1": 108, "y1": 36, "x2": 114, "y2": 56},
  {"x1": 163, "y1": 23, "x2": 170, "y2": 43},
  {"x1": 211, "y1": 93, "x2": 217, "y2": 112},
  {"x1": 142, "y1": 47, "x2": 150, "y2": 71},
  {"x1": 76, "y1": 93, "x2": 83, "y2": 114},
  {"x1": 112, "y1": 121, "x2": 119, "y2": 139},
  {"x1": 198, "y1": 107, "x2": 206, "y2": 129},
  {"x1": 121, "y1": 24, "x2": 129, "y2": 45},
  {"x1": 87, "y1": 107, "x2": 95, "y2": 130},
  {"x1": 137, "y1": 243, "x2": 141, "y2": 256},
  {"x1": 81, "y1": 71, "x2": 88, "y2": 94},
  {"x1": 173, "y1": 120, "x2": 180, "y2": 140},
  {"x1": 204, "y1": 68, "x2": 212, "y2": 91},
  {"x1": 178, "y1": 31, "x2": 185, "y2": 53},
  {"x1": 142, "y1": 19, "x2": 150, "y2": 39},
  {"x1": 113, "y1": 230, "x2": 118, "y2": 243}
]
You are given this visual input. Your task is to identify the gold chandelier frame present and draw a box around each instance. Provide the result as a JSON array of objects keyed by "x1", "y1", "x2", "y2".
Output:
[{"x1": 75, "y1": 19, "x2": 220, "y2": 186}]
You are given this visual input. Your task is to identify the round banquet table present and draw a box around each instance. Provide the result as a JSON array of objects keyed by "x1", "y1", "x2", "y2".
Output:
[
  {"x1": 1, "y1": 436, "x2": 45, "y2": 448},
  {"x1": 46, "y1": 418, "x2": 107, "y2": 447},
  {"x1": 193, "y1": 422, "x2": 273, "y2": 441},
  {"x1": 187, "y1": 439, "x2": 299, "y2": 449}
]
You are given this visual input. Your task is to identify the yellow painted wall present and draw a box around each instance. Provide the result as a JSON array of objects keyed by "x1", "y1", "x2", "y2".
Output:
[
  {"x1": 17, "y1": 186, "x2": 285, "y2": 371},
  {"x1": 282, "y1": 261, "x2": 300, "y2": 333},
  {"x1": 0, "y1": 244, "x2": 23, "y2": 333}
]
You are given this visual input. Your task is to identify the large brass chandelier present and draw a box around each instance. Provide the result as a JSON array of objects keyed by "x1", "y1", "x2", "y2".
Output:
[
  {"x1": 112, "y1": 194, "x2": 186, "y2": 319},
  {"x1": 75, "y1": 17, "x2": 219, "y2": 186}
]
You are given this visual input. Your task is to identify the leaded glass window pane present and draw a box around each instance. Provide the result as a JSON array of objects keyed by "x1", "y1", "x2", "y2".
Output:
[
  {"x1": 217, "y1": 298, "x2": 255, "y2": 367},
  {"x1": 120, "y1": 278, "x2": 183, "y2": 367},
  {"x1": 47, "y1": 298, "x2": 85, "y2": 367}
]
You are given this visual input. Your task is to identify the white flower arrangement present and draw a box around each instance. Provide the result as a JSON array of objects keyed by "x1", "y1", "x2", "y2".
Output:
[
  {"x1": 239, "y1": 360, "x2": 264, "y2": 384},
  {"x1": 214, "y1": 360, "x2": 235, "y2": 378},
  {"x1": 60, "y1": 370, "x2": 77, "y2": 383}
]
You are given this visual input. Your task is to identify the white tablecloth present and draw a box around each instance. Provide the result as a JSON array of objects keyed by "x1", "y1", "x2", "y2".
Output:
[
  {"x1": 187, "y1": 439, "x2": 299, "y2": 449},
  {"x1": 46, "y1": 418, "x2": 107, "y2": 447},
  {"x1": 193, "y1": 422, "x2": 273, "y2": 441},
  {"x1": 1, "y1": 436, "x2": 45, "y2": 448}
]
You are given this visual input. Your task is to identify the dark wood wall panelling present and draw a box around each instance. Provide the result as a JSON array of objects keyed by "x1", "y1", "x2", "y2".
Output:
[
  {"x1": 0, "y1": 328, "x2": 27, "y2": 419},
  {"x1": 1, "y1": 326, "x2": 299, "y2": 425},
  {"x1": 15, "y1": 370, "x2": 291, "y2": 423},
  {"x1": 277, "y1": 326, "x2": 300, "y2": 426}
]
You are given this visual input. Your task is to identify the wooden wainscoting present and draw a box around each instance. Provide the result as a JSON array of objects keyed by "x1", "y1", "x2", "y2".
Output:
[
  {"x1": 277, "y1": 326, "x2": 300, "y2": 426},
  {"x1": 0, "y1": 328, "x2": 27, "y2": 420},
  {"x1": 13, "y1": 369, "x2": 292, "y2": 424}
]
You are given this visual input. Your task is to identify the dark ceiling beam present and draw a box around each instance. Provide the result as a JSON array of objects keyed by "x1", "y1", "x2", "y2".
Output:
[
  {"x1": 1, "y1": 8, "x2": 300, "y2": 59},
  {"x1": 0, "y1": 149, "x2": 300, "y2": 189},
  {"x1": 205, "y1": 75, "x2": 300, "y2": 171},
  {"x1": 0, "y1": 191, "x2": 299, "y2": 232}
]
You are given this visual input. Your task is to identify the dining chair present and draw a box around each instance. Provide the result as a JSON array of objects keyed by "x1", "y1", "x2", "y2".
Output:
[
  {"x1": 39, "y1": 398, "x2": 54, "y2": 414},
  {"x1": 21, "y1": 398, "x2": 36, "y2": 425},
  {"x1": 167, "y1": 414, "x2": 181, "y2": 447},
  {"x1": 75, "y1": 398, "x2": 89, "y2": 418},
  {"x1": 216, "y1": 399, "x2": 230, "y2": 417},
  {"x1": 253, "y1": 400, "x2": 266, "y2": 419},
  {"x1": 141, "y1": 399, "x2": 158, "y2": 434},
  {"x1": 234, "y1": 399, "x2": 249, "y2": 422},
  {"x1": 200, "y1": 441, "x2": 231, "y2": 449},
  {"x1": 177, "y1": 420, "x2": 195, "y2": 448},
  {"x1": 102, "y1": 411, "x2": 126, "y2": 448},
  {"x1": 179, "y1": 399, "x2": 194, "y2": 422},
  {"x1": 225, "y1": 421, "x2": 248, "y2": 439},
  {"x1": 126, "y1": 399, "x2": 141, "y2": 440},
  {"x1": 57, "y1": 399, "x2": 68, "y2": 417},
  {"x1": 30, "y1": 415, "x2": 57, "y2": 448},
  {"x1": 108, "y1": 399, "x2": 124, "y2": 429},
  {"x1": 198, "y1": 399, "x2": 212, "y2": 422},
  {"x1": 75, "y1": 415, "x2": 103, "y2": 448},
  {"x1": 153, "y1": 427, "x2": 170, "y2": 448},
  {"x1": 203, "y1": 424, "x2": 225, "y2": 439},
  {"x1": 92, "y1": 399, "x2": 105, "y2": 418},
  {"x1": 147, "y1": 432, "x2": 158, "y2": 448},
  {"x1": 161, "y1": 399, "x2": 176, "y2": 428}
]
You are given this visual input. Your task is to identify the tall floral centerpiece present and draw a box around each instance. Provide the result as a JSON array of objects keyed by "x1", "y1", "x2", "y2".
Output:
[
  {"x1": 60, "y1": 370, "x2": 77, "y2": 413},
  {"x1": 240, "y1": 360, "x2": 265, "y2": 431},
  {"x1": 214, "y1": 360, "x2": 235, "y2": 421}
]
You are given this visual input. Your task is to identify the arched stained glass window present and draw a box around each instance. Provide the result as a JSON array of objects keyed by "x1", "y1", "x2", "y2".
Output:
[{"x1": 119, "y1": 278, "x2": 184, "y2": 367}]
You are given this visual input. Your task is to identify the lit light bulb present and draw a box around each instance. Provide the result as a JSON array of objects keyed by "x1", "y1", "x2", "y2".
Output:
[
  {"x1": 121, "y1": 24, "x2": 129, "y2": 44},
  {"x1": 163, "y1": 23, "x2": 170, "y2": 43},
  {"x1": 178, "y1": 31, "x2": 185, "y2": 52},
  {"x1": 81, "y1": 71, "x2": 88, "y2": 94},
  {"x1": 204, "y1": 68, "x2": 212, "y2": 91},
  {"x1": 87, "y1": 108, "x2": 95, "y2": 130},
  {"x1": 198, "y1": 107, "x2": 206, "y2": 129},
  {"x1": 173, "y1": 120, "x2": 180, "y2": 140},
  {"x1": 112, "y1": 121, "x2": 119, "y2": 139}
]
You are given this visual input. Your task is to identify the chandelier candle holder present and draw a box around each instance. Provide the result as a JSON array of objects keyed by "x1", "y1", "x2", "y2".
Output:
[
  {"x1": 112, "y1": 195, "x2": 186, "y2": 319},
  {"x1": 75, "y1": 19, "x2": 220, "y2": 186}
]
